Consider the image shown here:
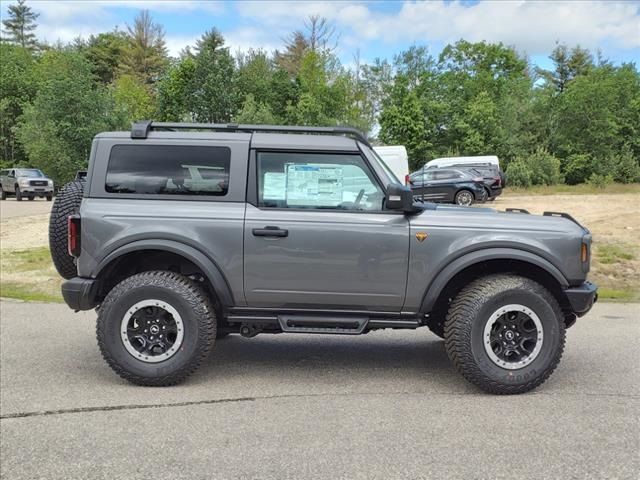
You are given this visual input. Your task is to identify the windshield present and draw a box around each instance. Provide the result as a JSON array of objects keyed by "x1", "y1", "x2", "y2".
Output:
[
  {"x1": 358, "y1": 143, "x2": 402, "y2": 185},
  {"x1": 17, "y1": 169, "x2": 44, "y2": 178}
]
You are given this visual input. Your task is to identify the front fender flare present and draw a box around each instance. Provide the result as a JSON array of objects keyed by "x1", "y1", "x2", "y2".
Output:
[
  {"x1": 419, "y1": 248, "x2": 569, "y2": 313},
  {"x1": 92, "y1": 239, "x2": 234, "y2": 308}
]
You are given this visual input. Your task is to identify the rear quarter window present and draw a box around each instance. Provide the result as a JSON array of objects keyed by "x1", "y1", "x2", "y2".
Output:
[{"x1": 105, "y1": 145, "x2": 230, "y2": 196}]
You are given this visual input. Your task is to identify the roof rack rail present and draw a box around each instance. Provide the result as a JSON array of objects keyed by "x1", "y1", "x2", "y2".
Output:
[{"x1": 130, "y1": 120, "x2": 371, "y2": 146}]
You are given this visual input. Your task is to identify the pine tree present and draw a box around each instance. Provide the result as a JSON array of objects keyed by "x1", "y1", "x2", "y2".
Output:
[
  {"x1": 120, "y1": 10, "x2": 168, "y2": 85},
  {"x1": 2, "y1": 0, "x2": 39, "y2": 51}
]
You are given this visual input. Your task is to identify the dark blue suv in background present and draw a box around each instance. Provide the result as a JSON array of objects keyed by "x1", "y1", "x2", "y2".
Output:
[{"x1": 408, "y1": 168, "x2": 487, "y2": 205}]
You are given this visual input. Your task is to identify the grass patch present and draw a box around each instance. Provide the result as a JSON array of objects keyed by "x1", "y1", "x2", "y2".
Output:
[
  {"x1": 0, "y1": 281, "x2": 62, "y2": 302},
  {"x1": 597, "y1": 288, "x2": 636, "y2": 302},
  {"x1": 596, "y1": 244, "x2": 635, "y2": 264},
  {"x1": 504, "y1": 183, "x2": 640, "y2": 196},
  {"x1": 0, "y1": 246, "x2": 63, "y2": 302},
  {"x1": 7, "y1": 247, "x2": 54, "y2": 272}
]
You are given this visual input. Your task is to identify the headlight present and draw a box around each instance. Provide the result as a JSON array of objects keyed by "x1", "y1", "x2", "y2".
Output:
[
  {"x1": 19, "y1": 179, "x2": 30, "y2": 187},
  {"x1": 48, "y1": 180, "x2": 53, "y2": 187}
]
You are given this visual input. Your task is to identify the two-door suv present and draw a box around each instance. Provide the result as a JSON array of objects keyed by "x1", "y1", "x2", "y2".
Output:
[{"x1": 50, "y1": 121, "x2": 597, "y2": 394}]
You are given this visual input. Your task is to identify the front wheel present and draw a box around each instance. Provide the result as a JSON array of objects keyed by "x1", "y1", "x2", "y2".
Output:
[
  {"x1": 97, "y1": 271, "x2": 216, "y2": 386},
  {"x1": 454, "y1": 189, "x2": 474, "y2": 206},
  {"x1": 0, "y1": 187, "x2": 5, "y2": 200},
  {"x1": 15, "y1": 187, "x2": 22, "y2": 201},
  {"x1": 444, "y1": 274, "x2": 565, "y2": 394}
]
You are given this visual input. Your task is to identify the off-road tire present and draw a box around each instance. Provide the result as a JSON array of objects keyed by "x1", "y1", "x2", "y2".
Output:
[
  {"x1": 97, "y1": 271, "x2": 216, "y2": 386},
  {"x1": 15, "y1": 186, "x2": 22, "y2": 201},
  {"x1": 28, "y1": 195, "x2": 34, "y2": 201},
  {"x1": 46, "y1": 193, "x2": 53, "y2": 201},
  {"x1": 49, "y1": 181, "x2": 84, "y2": 279},
  {"x1": 454, "y1": 189, "x2": 474, "y2": 206},
  {"x1": 444, "y1": 274, "x2": 565, "y2": 394}
]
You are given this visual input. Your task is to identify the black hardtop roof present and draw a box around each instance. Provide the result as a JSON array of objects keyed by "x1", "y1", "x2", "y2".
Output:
[{"x1": 130, "y1": 120, "x2": 371, "y2": 147}]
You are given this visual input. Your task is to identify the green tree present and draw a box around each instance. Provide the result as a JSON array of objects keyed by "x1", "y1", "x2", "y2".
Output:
[
  {"x1": 112, "y1": 74, "x2": 154, "y2": 123},
  {"x1": 157, "y1": 56, "x2": 196, "y2": 121},
  {"x1": 120, "y1": 10, "x2": 168, "y2": 85},
  {"x1": 537, "y1": 43, "x2": 593, "y2": 94},
  {"x1": 284, "y1": 50, "x2": 357, "y2": 128},
  {"x1": 379, "y1": 75, "x2": 430, "y2": 170},
  {"x1": 0, "y1": 43, "x2": 36, "y2": 163},
  {"x1": 187, "y1": 29, "x2": 237, "y2": 122},
  {"x1": 505, "y1": 159, "x2": 532, "y2": 187},
  {"x1": 235, "y1": 94, "x2": 276, "y2": 124},
  {"x1": 82, "y1": 31, "x2": 129, "y2": 84},
  {"x1": 16, "y1": 50, "x2": 118, "y2": 185},
  {"x1": 1, "y1": 0, "x2": 39, "y2": 51}
]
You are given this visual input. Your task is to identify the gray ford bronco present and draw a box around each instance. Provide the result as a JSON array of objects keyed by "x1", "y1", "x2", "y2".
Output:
[{"x1": 50, "y1": 121, "x2": 597, "y2": 394}]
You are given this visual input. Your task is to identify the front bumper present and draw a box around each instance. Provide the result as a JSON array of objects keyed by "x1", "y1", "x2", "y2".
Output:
[
  {"x1": 20, "y1": 187, "x2": 53, "y2": 194},
  {"x1": 564, "y1": 281, "x2": 598, "y2": 317},
  {"x1": 62, "y1": 277, "x2": 99, "y2": 311}
]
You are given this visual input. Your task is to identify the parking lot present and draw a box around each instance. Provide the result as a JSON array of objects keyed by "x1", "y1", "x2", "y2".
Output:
[{"x1": 1, "y1": 299, "x2": 638, "y2": 479}]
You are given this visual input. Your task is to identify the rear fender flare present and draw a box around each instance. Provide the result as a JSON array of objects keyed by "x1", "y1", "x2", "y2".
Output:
[{"x1": 93, "y1": 239, "x2": 234, "y2": 308}]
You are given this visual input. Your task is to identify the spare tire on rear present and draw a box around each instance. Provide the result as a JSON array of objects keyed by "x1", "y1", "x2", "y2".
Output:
[{"x1": 49, "y1": 181, "x2": 84, "y2": 279}]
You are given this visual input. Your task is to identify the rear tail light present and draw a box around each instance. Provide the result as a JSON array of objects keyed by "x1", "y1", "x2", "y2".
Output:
[
  {"x1": 68, "y1": 215, "x2": 81, "y2": 257},
  {"x1": 494, "y1": 176, "x2": 502, "y2": 186},
  {"x1": 405, "y1": 174, "x2": 410, "y2": 186}
]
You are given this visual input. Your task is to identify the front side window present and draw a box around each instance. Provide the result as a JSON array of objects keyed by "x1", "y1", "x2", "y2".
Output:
[
  {"x1": 257, "y1": 152, "x2": 384, "y2": 211},
  {"x1": 106, "y1": 145, "x2": 230, "y2": 196}
]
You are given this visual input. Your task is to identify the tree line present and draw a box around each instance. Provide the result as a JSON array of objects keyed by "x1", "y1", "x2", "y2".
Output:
[{"x1": 1, "y1": 0, "x2": 639, "y2": 187}]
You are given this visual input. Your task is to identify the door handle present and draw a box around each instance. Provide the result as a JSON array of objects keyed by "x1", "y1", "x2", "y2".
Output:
[{"x1": 252, "y1": 226, "x2": 288, "y2": 237}]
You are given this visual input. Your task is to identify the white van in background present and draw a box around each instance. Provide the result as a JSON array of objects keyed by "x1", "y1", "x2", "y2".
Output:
[
  {"x1": 425, "y1": 155, "x2": 500, "y2": 170},
  {"x1": 373, "y1": 145, "x2": 409, "y2": 184}
]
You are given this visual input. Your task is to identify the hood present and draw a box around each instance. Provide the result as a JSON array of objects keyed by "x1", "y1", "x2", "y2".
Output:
[{"x1": 411, "y1": 203, "x2": 588, "y2": 235}]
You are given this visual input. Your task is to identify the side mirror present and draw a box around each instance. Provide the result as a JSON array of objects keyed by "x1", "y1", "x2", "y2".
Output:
[{"x1": 386, "y1": 183, "x2": 419, "y2": 213}]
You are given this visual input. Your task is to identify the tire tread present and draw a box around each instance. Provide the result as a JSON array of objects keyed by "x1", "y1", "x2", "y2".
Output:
[
  {"x1": 444, "y1": 274, "x2": 566, "y2": 394},
  {"x1": 96, "y1": 270, "x2": 216, "y2": 386}
]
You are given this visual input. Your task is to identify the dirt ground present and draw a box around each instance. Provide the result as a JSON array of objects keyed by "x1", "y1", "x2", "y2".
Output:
[
  {"x1": 1, "y1": 191, "x2": 638, "y2": 300},
  {"x1": 0, "y1": 198, "x2": 51, "y2": 250},
  {"x1": 493, "y1": 193, "x2": 639, "y2": 246}
]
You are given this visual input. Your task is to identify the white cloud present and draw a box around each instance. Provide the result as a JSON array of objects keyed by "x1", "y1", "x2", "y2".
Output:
[
  {"x1": 224, "y1": 26, "x2": 279, "y2": 55},
  {"x1": 11, "y1": 0, "x2": 224, "y2": 48},
  {"x1": 236, "y1": 0, "x2": 640, "y2": 55}
]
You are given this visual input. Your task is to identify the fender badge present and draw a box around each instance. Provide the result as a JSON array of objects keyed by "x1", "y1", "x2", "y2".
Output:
[{"x1": 415, "y1": 232, "x2": 428, "y2": 242}]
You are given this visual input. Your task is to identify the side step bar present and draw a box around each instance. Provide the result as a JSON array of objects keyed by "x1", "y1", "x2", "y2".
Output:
[
  {"x1": 279, "y1": 315, "x2": 368, "y2": 334},
  {"x1": 226, "y1": 314, "x2": 421, "y2": 335}
]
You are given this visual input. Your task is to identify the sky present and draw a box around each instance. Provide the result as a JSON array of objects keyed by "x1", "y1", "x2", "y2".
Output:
[{"x1": 2, "y1": 0, "x2": 639, "y2": 70}]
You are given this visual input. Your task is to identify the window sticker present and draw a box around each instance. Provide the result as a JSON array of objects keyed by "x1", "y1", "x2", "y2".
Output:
[
  {"x1": 263, "y1": 172, "x2": 286, "y2": 200},
  {"x1": 285, "y1": 164, "x2": 344, "y2": 206}
]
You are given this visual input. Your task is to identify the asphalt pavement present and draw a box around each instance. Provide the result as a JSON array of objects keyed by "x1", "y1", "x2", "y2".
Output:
[{"x1": 0, "y1": 300, "x2": 638, "y2": 479}]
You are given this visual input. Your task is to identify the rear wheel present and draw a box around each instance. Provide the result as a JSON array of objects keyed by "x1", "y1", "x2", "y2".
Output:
[
  {"x1": 444, "y1": 274, "x2": 565, "y2": 394},
  {"x1": 96, "y1": 271, "x2": 216, "y2": 386},
  {"x1": 0, "y1": 186, "x2": 5, "y2": 200},
  {"x1": 454, "y1": 189, "x2": 474, "y2": 206}
]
